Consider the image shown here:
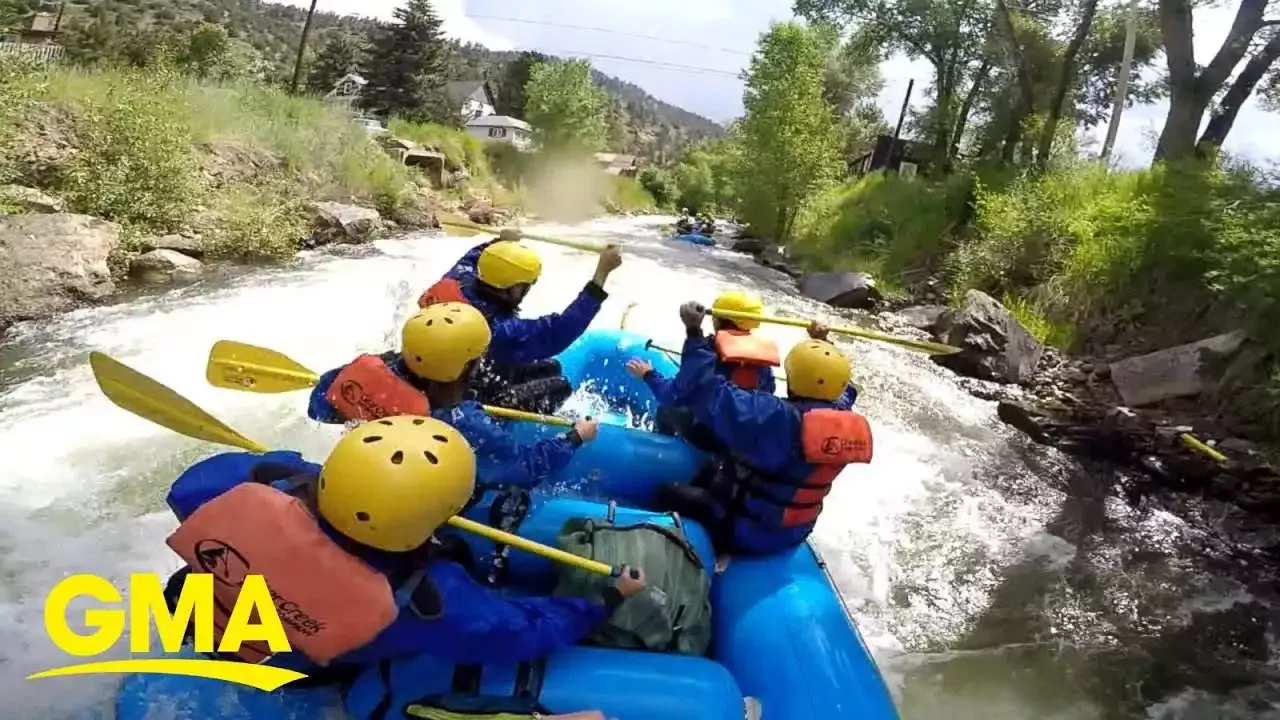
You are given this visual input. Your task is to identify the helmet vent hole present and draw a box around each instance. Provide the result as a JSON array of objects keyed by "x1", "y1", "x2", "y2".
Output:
[
  {"x1": 818, "y1": 379, "x2": 825, "y2": 385},
  {"x1": 432, "y1": 434, "x2": 449, "y2": 443},
  {"x1": 444, "y1": 317, "x2": 454, "y2": 324},
  {"x1": 412, "y1": 418, "x2": 425, "y2": 425},
  {"x1": 390, "y1": 450, "x2": 404, "y2": 465},
  {"x1": 415, "y1": 355, "x2": 423, "y2": 363},
  {"x1": 425, "y1": 319, "x2": 434, "y2": 326},
  {"x1": 377, "y1": 419, "x2": 393, "y2": 426},
  {"x1": 362, "y1": 435, "x2": 382, "y2": 444},
  {"x1": 355, "y1": 511, "x2": 370, "y2": 522},
  {"x1": 423, "y1": 450, "x2": 439, "y2": 464}
]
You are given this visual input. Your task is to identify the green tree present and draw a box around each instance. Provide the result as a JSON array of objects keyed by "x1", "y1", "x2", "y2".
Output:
[
  {"x1": 307, "y1": 32, "x2": 367, "y2": 94},
  {"x1": 736, "y1": 22, "x2": 843, "y2": 241},
  {"x1": 359, "y1": 0, "x2": 452, "y2": 123},
  {"x1": 0, "y1": 0, "x2": 35, "y2": 28},
  {"x1": 637, "y1": 167, "x2": 678, "y2": 208},
  {"x1": 822, "y1": 31, "x2": 889, "y2": 160},
  {"x1": 524, "y1": 58, "x2": 609, "y2": 153},
  {"x1": 493, "y1": 50, "x2": 548, "y2": 119},
  {"x1": 175, "y1": 22, "x2": 232, "y2": 80}
]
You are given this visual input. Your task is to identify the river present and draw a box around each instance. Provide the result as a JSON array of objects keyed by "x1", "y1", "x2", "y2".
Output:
[{"x1": 0, "y1": 216, "x2": 1275, "y2": 720}]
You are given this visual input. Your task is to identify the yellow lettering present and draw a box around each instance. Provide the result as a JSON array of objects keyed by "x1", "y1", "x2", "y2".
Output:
[
  {"x1": 218, "y1": 575, "x2": 290, "y2": 654},
  {"x1": 128, "y1": 573, "x2": 213, "y2": 654},
  {"x1": 45, "y1": 575, "x2": 124, "y2": 657}
]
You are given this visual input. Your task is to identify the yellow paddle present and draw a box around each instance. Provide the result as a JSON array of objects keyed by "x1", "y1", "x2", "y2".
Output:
[
  {"x1": 88, "y1": 352, "x2": 616, "y2": 578},
  {"x1": 206, "y1": 340, "x2": 573, "y2": 428},
  {"x1": 438, "y1": 214, "x2": 605, "y2": 254},
  {"x1": 709, "y1": 308, "x2": 962, "y2": 356}
]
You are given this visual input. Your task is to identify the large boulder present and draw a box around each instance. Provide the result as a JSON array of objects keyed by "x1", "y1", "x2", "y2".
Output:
[
  {"x1": 309, "y1": 202, "x2": 383, "y2": 245},
  {"x1": 137, "y1": 232, "x2": 204, "y2": 258},
  {"x1": 1108, "y1": 331, "x2": 1247, "y2": 407},
  {"x1": 129, "y1": 249, "x2": 203, "y2": 283},
  {"x1": 798, "y1": 271, "x2": 883, "y2": 310},
  {"x1": 932, "y1": 289, "x2": 1044, "y2": 384},
  {"x1": 730, "y1": 237, "x2": 767, "y2": 255},
  {"x1": 0, "y1": 213, "x2": 120, "y2": 332},
  {"x1": 0, "y1": 184, "x2": 65, "y2": 213}
]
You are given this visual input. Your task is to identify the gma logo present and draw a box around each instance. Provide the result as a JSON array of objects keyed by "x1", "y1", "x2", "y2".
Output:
[{"x1": 26, "y1": 573, "x2": 308, "y2": 691}]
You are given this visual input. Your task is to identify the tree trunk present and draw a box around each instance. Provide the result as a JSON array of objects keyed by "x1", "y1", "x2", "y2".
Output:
[
  {"x1": 1154, "y1": 0, "x2": 1273, "y2": 161},
  {"x1": 1196, "y1": 32, "x2": 1280, "y2": 152},
  {"x1": 995, "y1": 0, "x2": 1036, "y2": 166},
  {"x1": 1036, "y1": 0, "x2": 1100, "y2": 168},
  {"x1": 950, "y1": 59, "x2": 992, "y2": 160}
]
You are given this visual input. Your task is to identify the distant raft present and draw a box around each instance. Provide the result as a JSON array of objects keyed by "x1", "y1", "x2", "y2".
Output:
[{"x1": 669, "y1": 232, "x2": 716, "y2": 246}]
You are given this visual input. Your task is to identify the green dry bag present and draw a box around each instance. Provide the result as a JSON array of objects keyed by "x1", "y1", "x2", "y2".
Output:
[{"x1": 553, "y1": 515, "x2": 711, "y2": 655}]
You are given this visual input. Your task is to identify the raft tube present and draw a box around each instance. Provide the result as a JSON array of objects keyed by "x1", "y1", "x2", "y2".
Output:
[
  {"x1": 670, "y1": 232, "x2": 715, "y2": 246},
  {"x1": 502, "y1": 329, "x2": 709, "y2": 508},
  {"x1": 115, "y1": 497, "x2": 898, "y2": 720}
]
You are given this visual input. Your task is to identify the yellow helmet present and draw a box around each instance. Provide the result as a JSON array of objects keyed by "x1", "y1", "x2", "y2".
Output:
[
  {"x1": 784, "y1": 340, "x2": 851, "y2": 402},
  {"x1": 318, "y1": 416, "x2": 476, "y2": 552},
  {"x1": 477, "y1": 241, "x2": 542, "y2": 289},
  {"x1": 712, "y1": 290, "x2": 765, "y2": 330},
  {"x1": 401, "y1": 302, "x2": 491, "y2": 382}
]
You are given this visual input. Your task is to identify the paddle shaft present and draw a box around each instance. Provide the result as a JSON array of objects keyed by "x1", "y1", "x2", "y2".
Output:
[
  {"x1": 708, "y1": 308, "x2": 961, "y2": 356},
  {"x1": 92, "y1": 352, "x2": 616, "y2": 578},
  {"x1": 438, "y1": 218, "x2": 604, "y2": 253}
]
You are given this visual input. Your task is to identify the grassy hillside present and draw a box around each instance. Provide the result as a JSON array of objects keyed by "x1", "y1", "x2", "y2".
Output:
[{"x1": 42, "y1": 0, "x2": 722, "y2": 157}]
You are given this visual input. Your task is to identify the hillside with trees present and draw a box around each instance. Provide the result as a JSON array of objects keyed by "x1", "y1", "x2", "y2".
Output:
[{"x1": 2, "y1": 0, "x2": 722, "y2": 157}]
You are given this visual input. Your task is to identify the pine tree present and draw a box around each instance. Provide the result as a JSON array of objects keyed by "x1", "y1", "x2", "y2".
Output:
[
  {"x1": 307, "y1": 32, "x2": 367, "y2": 95},
  {"x1": 359, "y1": 0, "x2": 452, "y2": 123}
]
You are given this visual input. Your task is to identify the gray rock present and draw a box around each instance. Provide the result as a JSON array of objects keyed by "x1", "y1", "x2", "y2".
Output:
[
  {"x1": 931, "y1": 289, "x2": 1045, "y2": 384},
  {"x1": 730, "y1": 238, "x2": 767, "y2": 254},
  {"x1": 309, "y1": 202, "x2": 383, "y2": 244},
  {"x1": 798, "y1": 271, "x2": 883, "y2": 310},
  {"x1": 1108, "y1": 330, "x2": 1247, "y2": 406},
  {"x1": 0, "y1": 213, "x2": 120, "y2": 332},
  {"x1": 130, "y1": 249, "x2": 203, "y2": 282},
  {"x1": 137, "y1": 233, "x2": 204, "y2": 258},
  {"x1": 0, "y1": 184, "x2": 65, "y2": 213},
  {"x1": 897, "y1": 305, "x2": 947, "y2": 333}
]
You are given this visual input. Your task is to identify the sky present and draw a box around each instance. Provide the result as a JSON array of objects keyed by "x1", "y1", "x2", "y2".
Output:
[{"x1": 280, "y1": 0, "x2": 1280, "y2": 168}]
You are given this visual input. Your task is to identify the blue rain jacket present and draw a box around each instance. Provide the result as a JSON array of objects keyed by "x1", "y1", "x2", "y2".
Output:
[
  {"x1": 166, "y1": 452, "x2": 609, "y2": 668},
  {"x1": 443, "y1": 241, "x2": 607, "y2": 365},
  {"x1": 668, "y1": 333, "x2": 852, "y2": 554},
  {"x1": 307, "y1": 354, "x2": 577, "y2": 490}
]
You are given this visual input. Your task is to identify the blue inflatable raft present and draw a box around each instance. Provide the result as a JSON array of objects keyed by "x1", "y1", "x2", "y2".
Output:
[
  {"x1": 669, "y1": 232, "x2": 715, "y2": 246},
  {"x1": 112, "y1": 329, "x2": 899, "y2": 720}
]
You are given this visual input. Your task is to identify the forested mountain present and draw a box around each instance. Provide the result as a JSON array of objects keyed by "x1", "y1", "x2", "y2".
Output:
[{"x1": 15, "y1": 0, "x2": 724, "y2": 157}]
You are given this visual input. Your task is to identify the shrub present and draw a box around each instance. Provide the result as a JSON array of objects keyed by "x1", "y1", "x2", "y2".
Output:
[
  {"x1": 200, "y1": 183, "x2": 309, "y2": 260},
  {"x1": 52, "y1": 65, "x2": 201, "y2": 231},
  {"x1": 606, "y1": 175, "x2": 656, "y2": 213}
]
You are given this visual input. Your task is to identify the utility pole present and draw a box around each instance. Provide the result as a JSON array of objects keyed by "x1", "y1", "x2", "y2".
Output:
[
  {"x1": 1100, "y1": 0, "x2": 1138, "y2": 163},
  {"x1": 890, "y1": 78, "x2": 914, "y2": 170},
  {"x1": 289, "y1": 0, "x2": 319, "y2": 95}
]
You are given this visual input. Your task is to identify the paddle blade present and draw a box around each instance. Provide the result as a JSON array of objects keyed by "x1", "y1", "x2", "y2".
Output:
[
  {"x1": 207, "y1": 340, "x2": 319, "y2": 394},
  {"x1": 438, "y1": 214, "x2": 604, "y2": 253},
  {"x1": 89, "y1": 352, "x2": 269, "y2": 453}
]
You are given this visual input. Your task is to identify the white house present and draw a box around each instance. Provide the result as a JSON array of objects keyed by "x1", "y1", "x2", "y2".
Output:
[
  {"x1": 446, "y1": 80, "x2": 496, "y2": 122},
  {"x1": 465, "y1": 115, "x2": 533, "y2": 150},
  {"x1": 324, "y1": 72, "x2": 366, "y2": 110}
]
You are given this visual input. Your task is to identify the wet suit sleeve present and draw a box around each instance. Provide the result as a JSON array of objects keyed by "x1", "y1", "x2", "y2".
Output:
[
  {"x1": 835, "y1": 382, "x2": 858, "y2": 410},
  {"x1": 340, "y1": 562, "x2": 612, "y2": 665},
  {"x1": 438, "y1": 403, "x2": 578, "y2": 489},
  {"x1": 306, "y1": 367, "x2": 344, "y2": 424},
  {"x1": 488, "y1": 282, "x2": 608, "y2": 365},
  {"x1": 671, "y1": 335, "x2": 800, "y2": 472},
  {"x1": 642, "y1": 369, "x2": 675, "y2": 407}
]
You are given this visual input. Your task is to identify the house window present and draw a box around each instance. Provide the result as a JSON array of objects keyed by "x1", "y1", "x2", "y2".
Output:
[
  {"x1": 488, "y1": 127, "x2": 507, "y2": 139},
  {"x1": 899, "y1": 161, "x2": 918, "y2": 177}
]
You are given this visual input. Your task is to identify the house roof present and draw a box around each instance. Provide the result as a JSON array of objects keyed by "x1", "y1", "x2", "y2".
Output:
[
  {"x1": 466, "y1": 115, "x2": 532, "y2": 132},
  {"x1": 446, "y1": 80, "x2": 494, "y2": 106}
]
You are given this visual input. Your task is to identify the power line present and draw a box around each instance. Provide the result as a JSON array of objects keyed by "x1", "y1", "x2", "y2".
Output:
[
  {"x1": 467, "y1": 13, "x2": 752, "y2": 57},
  {"x1": 530, "y1": 47, "x2": 745, "y2": 79}
]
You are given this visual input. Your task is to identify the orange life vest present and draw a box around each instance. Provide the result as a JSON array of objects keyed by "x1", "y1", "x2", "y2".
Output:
[
  {"x1": 713, "y1": 329, "x2": 780, "y2": 390},
  {"x1": 324, "y1": 354, "x2": 430, "y2": 422},
  {"x1": 165, "y1": 482, "x2": 399, "y2": 666},
  {"x1": 417, "y1": 278, "x2": 469, "y2": 309},
  {"x1": 728, "y1": 407, "x2": 873, "y2": 529}
]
